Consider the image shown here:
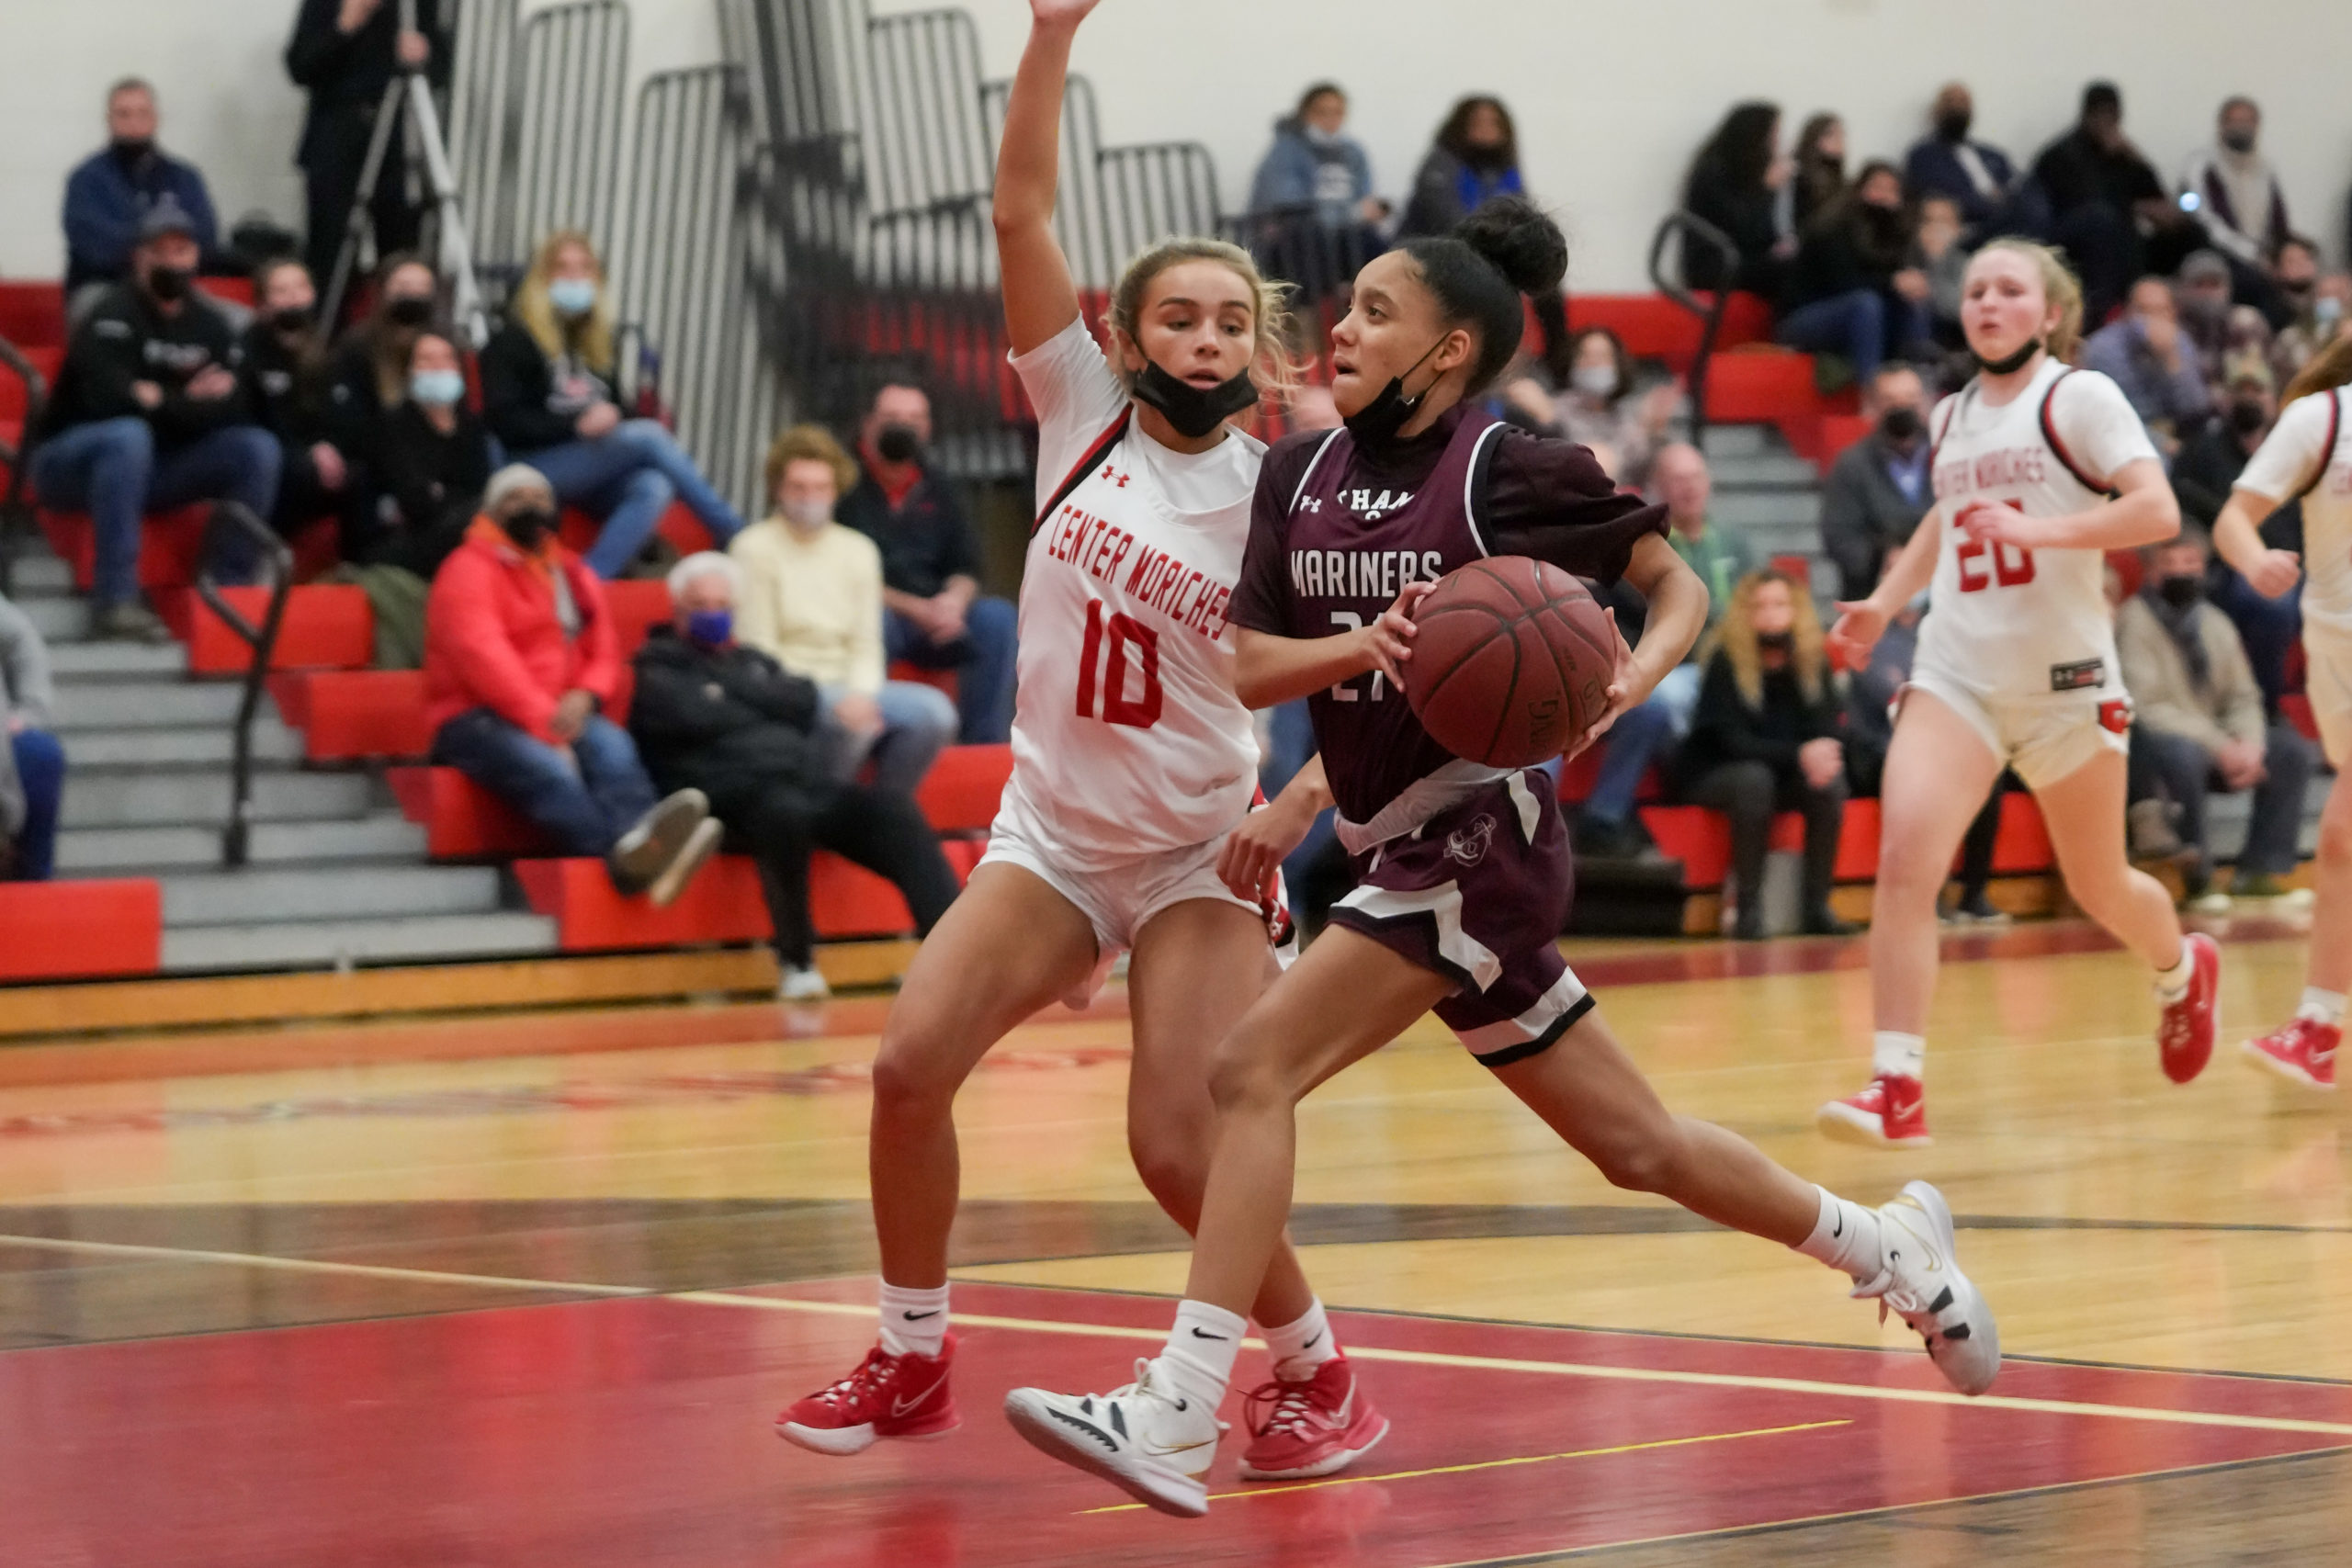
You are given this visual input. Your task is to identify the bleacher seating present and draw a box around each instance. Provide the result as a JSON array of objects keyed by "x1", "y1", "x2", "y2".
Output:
[{"x1": 0, "y1": 879, "x2": 162, "y2": 982}]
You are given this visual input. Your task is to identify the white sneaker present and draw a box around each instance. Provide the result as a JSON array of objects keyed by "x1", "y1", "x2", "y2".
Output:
[
  {"x1": 1851, "y1": 1180, "x2": 2001, "y2": 1396},
  {"x1": 778, "y1": 964, "x2": 831, "y2": 1002},
  {"x1": 1003, "y1": 1358, "x2": 1223, "y2": 1517}
]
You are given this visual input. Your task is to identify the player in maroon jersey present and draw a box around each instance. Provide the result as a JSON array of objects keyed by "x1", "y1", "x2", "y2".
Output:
[{"x1": 1005, "y1": 197, "x2": 2002, "y2": 1517}]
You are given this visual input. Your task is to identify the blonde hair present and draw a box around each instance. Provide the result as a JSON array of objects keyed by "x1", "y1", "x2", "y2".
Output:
[
  {"x1": 1703, "y1": 570, "x2": 1828, "y2": 708},
  {"x1": 763, "y1": 423, "x2": 858, "y2": 503},
  {"x1": 1106, "y1": 237, "x2": 1303, "y2": 404},
  {"x1": 2282, "y1": 331, "x2": 2352, "y2": 407},
  {"x1": 513, "y1": 231, "x2": 616, "y2": 376},
  {"x1": 1969, "y1": 238, "x2": 2086, "y2": 363}
]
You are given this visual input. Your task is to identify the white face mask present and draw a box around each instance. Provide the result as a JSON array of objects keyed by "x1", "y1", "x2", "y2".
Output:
[
  {"x1": 780, "y1": 497, "x2": 831, "y2": 530},
  {"x1": 1570, "y1": 364, "x2": 1619, "y2": 399}
]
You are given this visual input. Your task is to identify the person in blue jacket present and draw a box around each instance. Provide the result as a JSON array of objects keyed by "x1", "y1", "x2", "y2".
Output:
[{"x1": 62, "y1": 78, "x2": 221, "y2": 299}]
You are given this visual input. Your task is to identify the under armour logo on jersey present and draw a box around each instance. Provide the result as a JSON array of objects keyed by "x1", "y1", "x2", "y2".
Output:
[
  {"x1": 1446, "y1": 814, "x2": 1498, "y2": 867},
  {"x1": 1297, "y1": 496, "x2": 1324, "y2": 513},
  {"x1": 1100, "y1": 464, "x2": 1130, "y2": 489}
]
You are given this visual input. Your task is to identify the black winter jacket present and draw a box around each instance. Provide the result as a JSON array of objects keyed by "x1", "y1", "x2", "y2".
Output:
[{"x1": 628, "y1": 627, "x2": 827, "y2": 806}]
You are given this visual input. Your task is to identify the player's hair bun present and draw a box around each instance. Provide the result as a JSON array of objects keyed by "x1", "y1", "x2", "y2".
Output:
[{"x1": 1453, "y1": 196, "x2": 1567, "y2": 299}]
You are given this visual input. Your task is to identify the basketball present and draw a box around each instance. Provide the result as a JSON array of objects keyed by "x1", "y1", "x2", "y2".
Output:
[{"x1": 1400, "y1": 557, "x2": 1618, "y2": 767}]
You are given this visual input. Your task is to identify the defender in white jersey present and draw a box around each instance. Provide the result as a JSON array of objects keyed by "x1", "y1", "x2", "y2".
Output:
[
  {"x1": 775, "y1": 0, "x2": 1388, "y2": 1485},
  {"x1": 2215, "y1": 336, "x2": 2352, "y2": 1090},
  {"x1": 1822, "y1": 240, "x2": 2221, "y2": 1148}
]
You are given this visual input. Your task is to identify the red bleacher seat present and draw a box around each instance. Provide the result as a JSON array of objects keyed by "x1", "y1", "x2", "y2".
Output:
[
  {"x1": 157, "y1": 584, "x2": 373, "y2": 673},
  {"x1": 0, "y1": 344, "x2": 62, "y2": 420},
  {"x1": 1640, "y1": 790, "x2": 2052, "y2": 891},
  {"x1": 1703, "y1": 349, "x2": 1819, "y2": 425},
  {"x1": 274, "y1": 670, "x2": 432, "y2": 761},
  {"x1": 601, "y1": 578, "x2": 673, "y2": 656},
  {"x1": 913, "y1": 743, "x2": 1012, "y2": 832},
  {"x1": 0, "y1": 880, "x2": 162, "y2": 982},
  {"x1": 0, "y1": 280, "x2": 65, "y2": 349},
  {"x1": 39, "y1": 502, "x2": 211, "y2": 592},
  {"x1": 1563, "y1": 293, "x2": 1772, "y2": 370},
  {"x1": 556, "y1": 500, "x2": 716, "y2": 563},
  {"x1": 2282, "y1": 693, "x2": 2319, "y2": 744},
  {"x1": 196, "y1": 276, "x2": 255, "y2": 308},
  {"x1": 890, "y1": 660, "x2": 958, "y2": 699},
  {"x1": 390, "y1": 766, "x2": 547, "y2": 859}
]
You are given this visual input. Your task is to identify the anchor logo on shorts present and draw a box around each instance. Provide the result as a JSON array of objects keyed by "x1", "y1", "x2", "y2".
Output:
[{"x1": 1446, "y1": 815, "x2": 1498, "y2": 867}]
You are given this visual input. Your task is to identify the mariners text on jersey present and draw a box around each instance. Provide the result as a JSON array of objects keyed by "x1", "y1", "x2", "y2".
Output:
[
  {"x1": 1286, "y1": 547, "x2": 1448, "y2": 601},
  {"x1": 1039, "y1": 499, "x2": 1235, "y2": 642}
]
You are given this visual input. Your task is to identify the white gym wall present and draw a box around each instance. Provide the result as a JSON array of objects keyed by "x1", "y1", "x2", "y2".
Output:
[{"x1": 3, "y1": 0, "x2": 2346, "y2": 288}]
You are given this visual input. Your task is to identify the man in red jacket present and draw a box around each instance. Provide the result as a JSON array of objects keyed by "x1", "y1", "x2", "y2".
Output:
[{"x1": 424, "y1": 464, "x2": 719, "y2": 903}]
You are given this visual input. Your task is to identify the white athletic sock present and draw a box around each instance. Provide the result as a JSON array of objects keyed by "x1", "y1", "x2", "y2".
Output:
[
  {"x1": 877, "y1": 1281, "x2": 950, "y2": 1359},
  {"x1": 1871, "y1": 1032, "x2": 1926, "y2": 1082},
  {"x1": 1260, "y1": 1298, "x2": 1338, "y2": 1380},
  {"x1": 1793, "y1": 1185, "x2": 1884, "y2": 1283},
  {"x1": 1159, "y1": 1300, "x2": 1247, "y2": 1409},
  {"x1": 2154, "y1": 945, "x2": 2196, "y2": 1002},
  {"x1": 2298, "y1": 987, "x2": 2347, "y2": 1025}
]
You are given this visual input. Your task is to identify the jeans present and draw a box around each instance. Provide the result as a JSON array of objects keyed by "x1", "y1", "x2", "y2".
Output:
[
  {"x1": 2209, "y1": 570, "x2": 2302, "y2": 715},
  {"x1": 885, "y1": 595, "x2": 1018, "y2": 745},
  {"x1": 1774, "y1": 288, "x2": 1929, "y2": 383},
  {"x1": 819, "y1": 682, "x2": 957, "y2": 798},
  {"x1": 710, "y1": 776, "x2": 962, "y2": 966},
  {"x1": 29, "y1": 418, "x2": 281, "y2": 605},
  {"x1": 2135, "y1": 722, "x2": 2319, "y2": 885},
  {"x1": 1584, "y1": 661, "x2": 1703, "y2": 826},
  {"x1": 519, "y1": 419, "x2": 747, "y2": 578},
  {"x1": 1683, "y1": 759, "x2": 1848, "y2": 934},
  {"x1": 8, "y1": 728, "x2": 65, "y2": 881},
  {"x1": 430, "y1": 708, "x2": 658, "y2": 859}
]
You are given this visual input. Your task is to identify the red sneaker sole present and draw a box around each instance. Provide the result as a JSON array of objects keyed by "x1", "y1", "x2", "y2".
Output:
[
  {"x1": 2238, "y1": 1039, "x2": 2336, "y2": 1091},
  {"x1": 1238, "y1": 1413, "x2": 1390, "y2": 1481}
]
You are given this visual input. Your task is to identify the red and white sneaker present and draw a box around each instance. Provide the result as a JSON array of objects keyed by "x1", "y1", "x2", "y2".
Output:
[
  {"x1": 2157, "y1": 933, "x2": 2222, "y2": 1084},
  {"x1": 1815, "y1": 1074, "x2": 1931, "y2": 1148},
  {"x1": 1238, "y1": 1353, "x2": 1390, "y2": 1481},
  {"x1": 776, "y1": 1337, "x2": 959, "y2": 1455},
  {"x1": 2240, "y1": 1016, "x2": 2339, "y2": 1090}
]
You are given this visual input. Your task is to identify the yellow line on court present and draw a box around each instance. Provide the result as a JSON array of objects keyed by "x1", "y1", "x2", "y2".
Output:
[
  {"x1": 1076, "y1": 1418, "x2": 1852, "y2": 1513},
  {"x1": 11, "y1": 1235, "x2": 2352, "y2": 1439}
]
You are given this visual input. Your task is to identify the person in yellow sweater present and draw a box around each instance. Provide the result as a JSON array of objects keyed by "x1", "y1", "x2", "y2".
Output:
[{"x1": 729, "y1": 425, "x2": 957, "y2": 795}]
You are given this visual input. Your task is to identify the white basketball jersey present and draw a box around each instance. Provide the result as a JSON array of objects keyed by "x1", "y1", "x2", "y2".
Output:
[
  {"x1": 1914, "y1": 359, "x2": 2156, "y2": 700},
  {"x1": 1001, "y1": 412, "x2": 1265, "y2": 873},
  {"x1": 2238, "y1": 387, "x2": 2352, "y2": 633}
]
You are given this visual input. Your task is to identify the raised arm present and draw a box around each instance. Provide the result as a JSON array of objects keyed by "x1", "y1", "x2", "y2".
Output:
[{"x1": 992, "y1": 0, "x2": 1099, "y2": 356}]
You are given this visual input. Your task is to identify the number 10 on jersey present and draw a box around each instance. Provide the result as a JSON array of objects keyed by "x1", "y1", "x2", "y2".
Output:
[{"x1": 1076, "y1": 601, "x2": 1163, "y2": 728}]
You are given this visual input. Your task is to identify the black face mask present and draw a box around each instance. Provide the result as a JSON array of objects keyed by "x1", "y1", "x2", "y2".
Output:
[
  {"x1": 1130, "y1": 360, "x2": 1258, "y2": 440},
  {"x1": 387, "y1": 296, "x2": 434, "y2": 328},
  {"x1": 500, "y1": 507, "x2": 556, "y2": 550},
  {"x1": 2158, "y1": 573, "x2": 2203, "y2": 609},
  {"x1": 2221, "y1": 129, "x2": 2257, "y2": 155},
  {"x1": 1757, "y1": 629, "x2": 1796, "y2": 653},
  {"x1": 1880, "y1": 405, "x2": 1924, "y2": 444},
  {"x1": 270, "y1": 305, "x2": 313, "y2": 336},
  {"x1": 2280, "y1": 276, "x2": 2315, "y2": 300},
  {"x1": 1934, "y1": 108, "x2": 1972, "y2": 143},
  {"x1": 110, "y1": 136, "x2": 153, "y2": 167},
  {"x1": 1342, "y1": 337, "x2": 1450, "y2": 448},
  {"x1": 1462, "y1": 141, "x2": 1513, "y2": 173},
  {"x1": 145, "y1": 264, "x2": 190, "y2": 303},
  {"x1": 874, "y1": 423, "x2": 922, "y2": 465},
  {"x1": 2230, "y1": 399, "x2": 2269, "y2": 436},
  {"x1": 1973, "y1": 336, "x2": 2043, "y2": 377}
]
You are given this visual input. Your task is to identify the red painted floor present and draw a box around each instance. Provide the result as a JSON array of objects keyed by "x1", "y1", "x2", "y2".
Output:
[{"x1": 6, "y1": 1280, "x2": 2345, "y2": 1567}]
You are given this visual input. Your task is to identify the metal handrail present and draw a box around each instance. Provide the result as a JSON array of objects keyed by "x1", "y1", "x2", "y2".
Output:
[
  {"x1": 0, "y1": 334, "x2": 47, "y2": 602},
  {"x1": 1646, "y1": 210, "x2": 1740, "y2": 447},
  {"x1": 193, "y1": 502, "x2": 294, "y2": 868}
]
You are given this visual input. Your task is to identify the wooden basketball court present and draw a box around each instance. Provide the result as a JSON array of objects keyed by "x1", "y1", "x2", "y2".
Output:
[{"x1": 3, "y1": 920, "x2": 2346, "y2": 1564}]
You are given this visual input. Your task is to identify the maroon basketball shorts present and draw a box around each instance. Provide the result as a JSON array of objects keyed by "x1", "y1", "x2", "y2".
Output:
[{"x1": 1325, "y1": 771, "x2": 1593, "y2": 1068}]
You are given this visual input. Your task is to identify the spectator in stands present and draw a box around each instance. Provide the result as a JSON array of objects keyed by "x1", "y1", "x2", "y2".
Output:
[
  {"x1": 2030, "y1": 82, "x2": 2196, "y2": 324},
  {"x1": 1245, "y1": 83, "x2": 1388, "y2": 310},
  {"x1": 1399, "y1": 96, "x2": 1572, "y2": 376},
  {"x1": 631, "y1": 553, "x2": 963, "y2": 1001},
  {"x1": 1821, "y1": 362, "x2": 1933, "y2": 602},
  {"x1": 0, "y1": 592, "x2": 63, "y2": 884},
  {"x1": 326, "y1": 253, "x2": 440, "y2": 455},
  {"x1": 838, "y1": 382, "x2": 1016, "y2": 746},
  {"x1": 2082, "y1": 276, "x2": 2212, "y2": 452},
  {"x1": 1681, "y1": 102, "x2": 1793, "y2": 299},
  {"x1": 2174, "y1": 375, "x2": 2302, "y2": 716},
  {"x1": 2119, "y1": 530, "x2": 2317, "y2": 905},
  {"x1": 1572, "y1": 442, "x2": 1749, "y2": 858},
  {"x1": 730, "y1": 425, "x2": 955, "y2": 797},
  {"x1": 2175, "y1": 250, "x2": 2239, "y2": 385},
  {"x1": 424, "y1": 463, "x2": 721, "y2": 904},
  {"x1": 1776, "y1": 161, "x2": 1930, "y2": 383},
  {"x1": 62, "y1": 78, "x2": 221, "y2": 299},
  {"x1": 482, "y1": 232, "x2": 746, "y2": 578},
  {"x1": 2174, "y1": 375, "x2": 2277, "y2": 528},
  {"x1": 1791, "y1": 113, "x2": 1848, "y2": 232},
  {"x1": 30, "y1": 200, "x2": 279, "y2": 644},
  {"x1": 241, "y1": 257, "x2": 351, "y2": 539},
  {"x1": 285, "y1": 0, "x2": 451, "y2": 293},
  {"x1": 2268, "y1": 242, "x2": 2344, "y2": 383},
  {"x1": 1678, "y1": 570, "x2": 1855, "y2": 940},
  {"x1": 2179, "y1": 97, "x2": 2292, "y2": 311},
  {"x1": 1903, "y1": 83, "x2": 2017, "y2": 241},
  {"x1": 359, "y1": 331, "x2": 490, "y2": 578},
  {"x1": 1913, "y1": 194, "x2": 1969, "y2": 348},
  {"x1": 1501, "y1": 327, "x2": 1678, "y2": 488}
]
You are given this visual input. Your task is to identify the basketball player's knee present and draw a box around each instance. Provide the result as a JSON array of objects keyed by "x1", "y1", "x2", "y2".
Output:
[
  {"x1": 1588, "y1": 1127, "x2": 1679, "y2": 1195},
  {"x1": 1205, "y1": 1040, "x2": 1291, "y2": 1119},
  {"x1": 1874, "y1": 835, "x2": 1944, "y2": 901},
  {"x1": 1127, "y1": 1126, "x2": 1208, "y2": 1220},
  {"x1": 869, "y1": 1032, "x2": 959, "y2": 1120}
]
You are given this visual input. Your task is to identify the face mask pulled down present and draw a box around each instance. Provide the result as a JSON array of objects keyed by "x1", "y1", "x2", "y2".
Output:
[
  {"x1": 1129, "y1": 360, "x2": 1258, "y2": 440},
  {"x1": 1343, "y1": 336, "x2": 1450, "y2": 448}
]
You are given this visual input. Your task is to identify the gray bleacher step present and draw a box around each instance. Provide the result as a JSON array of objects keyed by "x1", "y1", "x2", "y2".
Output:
[
  {"x1": 1706, "y1": 452, "x2": 1822, "y2": 489},
  {"x1": 20, "y1": 596, "x2": 88, "y2": 641},
  {"x1": 160, "y1": 911, "x2": 562, "y2": 975},
  {"x1": 160, "y1": 863, "x2": 505, "y2": 925},
  {"x1": 56, "y1": 813, "x2": 426, "y2": 873},
  {"x1": 1711, "y1": 490, "x2": 1820, "y2": 530},
  {"x1": 60, "y1": 768, "x2": 376, "y2": 829},
  {"x1": 6, "y1": 554, "x2": 74, "y2": 596},
  {"x1": 62, "y1": 719, "x2": 305, "y2": 768},
  {"x1": 48, "y1": 640, "x2": 190, "y2": 679},
  {"x1": 51, "y1": 682, "x2": 250, "y2": 730},
  {"x1": 1699, "y1": 423, "x2": 1770, "y2": 457}
]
